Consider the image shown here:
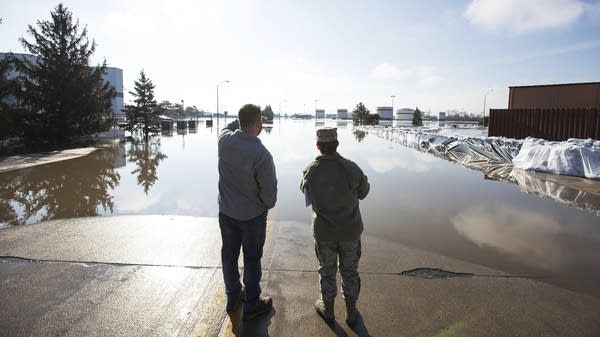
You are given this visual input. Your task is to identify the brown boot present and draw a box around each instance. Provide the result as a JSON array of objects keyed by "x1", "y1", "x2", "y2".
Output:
[
  {"x1": 345, "y1": 300, "x2": 358, "y2": 326},
  {"x1": 315, "y1": 299, "x2": 335, "y2": 323}
]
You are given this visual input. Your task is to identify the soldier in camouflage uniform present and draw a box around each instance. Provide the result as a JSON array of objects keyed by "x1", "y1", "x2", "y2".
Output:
[{"x1": 300, "y1": 127, "x2": 370, "y2": 325}]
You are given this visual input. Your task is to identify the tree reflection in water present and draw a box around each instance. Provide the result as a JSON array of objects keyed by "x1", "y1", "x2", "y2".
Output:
[
  {"x1": 353, "y1": 129, "x2": 366, "y2": 142},
  {"x1": 0, "y1": 147, "x2": 123, "y2": 227},
  {"x1": 127, "y1": 137, "x2": 167, "y2": 194}
]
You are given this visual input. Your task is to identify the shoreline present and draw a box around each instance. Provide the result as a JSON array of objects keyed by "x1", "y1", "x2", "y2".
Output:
[{"x1": 0, "y1": 147, "x2": 99, "y2": 173}]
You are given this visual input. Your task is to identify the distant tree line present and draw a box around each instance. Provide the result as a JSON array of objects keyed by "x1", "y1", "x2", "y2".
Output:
[
  {"x1": 1, "y1": 4, "x2": 116, "y2": 155},
  {"x1": 443, "y1": 111, "x2": 482, "y2": 122},
  {"x1": 158, "y1": 101, "x2": 205, "y2": 120}
]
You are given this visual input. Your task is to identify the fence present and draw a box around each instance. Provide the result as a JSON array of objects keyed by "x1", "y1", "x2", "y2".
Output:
[{"x1": 488, "y1": 108, "x2": 600, "y2": 141}]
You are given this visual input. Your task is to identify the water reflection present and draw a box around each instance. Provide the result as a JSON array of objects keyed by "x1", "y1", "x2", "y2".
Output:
[
  {"x1": 452, "y1": 203, "x2": 565, "y2": 270},
  {"x1": 336, "y1": 120, "x2": 349, "y2": 128},
  {"x1": 508, "y1": 170, "x2": 600, "y2": 216},
  {"x1": 353, "y1": 129, "x2": 366, "y2": 142},
  {"x1": 1, "y1": 119, "x2": 599, "y2": 297},
  {"x1": 127, "y1": 138, "x2": 167, "y2": 194},
  {"x1": 0, "y1": 146, "x2": 123, "y2": 226}
]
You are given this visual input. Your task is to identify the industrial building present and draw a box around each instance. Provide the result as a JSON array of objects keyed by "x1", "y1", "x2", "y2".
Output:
[
  {"x1": 490, "y1": 82, "x2": 600, "y2": 141},
  {"x1": 395, "y1": 108, "x2": 414, "y2": 121},
  {"x1": 376, "y1": 106, "x2": 393, "y2": 120},
  {"x1": 508, "y1": 82, "x2": 600, "y2": 109},
  {"x1": 337, "y1": 108, "x2": 349, "y2": 119},
  {"x1": 315, "y1": 109, "x2": 325, "y2": 119},
  {"x1": 0, "y1": 52, "x2": 124, "y2": 122}
]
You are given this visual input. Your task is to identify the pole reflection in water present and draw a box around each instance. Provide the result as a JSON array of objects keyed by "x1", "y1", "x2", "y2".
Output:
[
  {"x1": 127, "y1": 137, "x2": 167, "y2": 195},
  {"x1": 0, "y1": 146, "x2": 124, "y2": 227}
]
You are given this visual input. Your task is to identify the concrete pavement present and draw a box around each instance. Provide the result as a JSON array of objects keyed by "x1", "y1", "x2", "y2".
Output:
[
  {"x1": 1, "y1": 215, "x2": 599, "y2": 336},
  {"x1": 0, "y1": 148, "x2": 98, "y2": 173}
]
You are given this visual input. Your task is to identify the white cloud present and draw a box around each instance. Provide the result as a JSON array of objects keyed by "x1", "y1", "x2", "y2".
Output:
[
  {"x1": 366, "y1": 151, "x2": 434, "y2": 174},
  {"x1": 371, "y1": 63, "x2": 442, "y2": 88},
  {"x1": 452, "y1": 203, "x2": 565, "y2": 270},
  {"x1": 465, "y1": 0, "x2": 585, "y2": 34}
]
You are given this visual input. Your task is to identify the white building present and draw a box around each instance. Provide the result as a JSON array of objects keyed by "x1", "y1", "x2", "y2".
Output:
[
  {"x1": 315, "y1": 109, "x2": 325, "y2": 119},
  {"x1": 337, "y1": 108, "x2": 349, "y2": 119},
  {"x1": 376, "y1": 106, "x2": 393, "y2": 120},
  {"x1": 0, "y1": 52, "x2": 124, "y2": 122},
  {"x1": 395, "y1": 108, "x2": 414, "y2": 121}
]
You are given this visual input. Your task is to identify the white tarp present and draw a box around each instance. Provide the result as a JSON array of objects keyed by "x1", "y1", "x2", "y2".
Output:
[
  {"x1": 512, "y1": 138, "x2": 600, "y2": 179},
  {"x1": 358, "y1": 125, "x2": 600, "y2": 180}
]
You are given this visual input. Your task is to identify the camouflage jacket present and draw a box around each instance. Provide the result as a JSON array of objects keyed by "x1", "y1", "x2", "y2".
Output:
[{"x1": 300, "y1": 152, "x2": 370, "y2": 241}]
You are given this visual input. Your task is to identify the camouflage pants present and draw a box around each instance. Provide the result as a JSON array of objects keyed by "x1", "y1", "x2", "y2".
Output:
[{"x1": 314, "y1": 240, "x2": 361, "y2": 302}]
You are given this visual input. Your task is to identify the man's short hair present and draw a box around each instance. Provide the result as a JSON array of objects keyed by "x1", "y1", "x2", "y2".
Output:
[
  {"x1": 239, "y1": 104, "x2": 262, "y2": 128},
  {"x1": 317, "y1": 141, "x2": 339, "y2": 155}
]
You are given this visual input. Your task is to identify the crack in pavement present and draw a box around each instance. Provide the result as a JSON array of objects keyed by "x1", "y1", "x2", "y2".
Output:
[{"x1": 0, "y1": 256, "x2": 548, "y2": 280}]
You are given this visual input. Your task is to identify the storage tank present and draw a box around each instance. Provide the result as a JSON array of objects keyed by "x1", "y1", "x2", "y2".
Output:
[
  {"x1": 315, "y1": 109, "x2": 325, "y2": 119},
  {"x1": 337, "y1": 109, "x2": 349, "y2": 119},
  {"x1": 395, "y1": 108, "x2": 414, "y2": 121},
  {"x1": 376, "y1": 106, "x2": 393, "y2": 120}
]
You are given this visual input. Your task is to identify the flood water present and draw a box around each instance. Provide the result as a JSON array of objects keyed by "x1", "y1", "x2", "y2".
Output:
[{"x1": 1, "y1": 119, "x2": 600, "y2": 298}]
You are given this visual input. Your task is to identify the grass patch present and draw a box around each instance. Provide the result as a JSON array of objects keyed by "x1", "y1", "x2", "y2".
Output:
[{"x1": 434, "y1": 321, "x2": 466, "y2": 337}]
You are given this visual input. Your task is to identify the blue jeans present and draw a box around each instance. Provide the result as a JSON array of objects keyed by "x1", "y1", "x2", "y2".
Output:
[{"x1": 219, "y1": 211, "x2": 267, "y2": 312}]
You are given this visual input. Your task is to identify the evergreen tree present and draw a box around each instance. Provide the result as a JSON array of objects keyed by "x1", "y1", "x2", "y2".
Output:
[
  {"x1": 352, "y1": 102, "x2": 369, "y2": 125},
  {"x1": 412, "y1": 107, "x2": 423, "y2": 126},
  {"x1": 12, "y1": 4, "x2": 116, "y2": 150},
  {"x1": 352, "y1": 102, "x2": 380, "y2": 125},
  {"x1": 261, "y1": 105, "x2": 274, "y2": 121},
  {"x1": 123, "y1": 70, "x2": 161, "y2": 137},
  {"x1": 0, "y1": 58, "x2": 22, "y2": 150}
]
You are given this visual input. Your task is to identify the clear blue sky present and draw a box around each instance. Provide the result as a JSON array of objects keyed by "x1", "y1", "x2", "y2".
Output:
[{"x1": 1, "y1": 0, "x2": 599, "y2": 115}]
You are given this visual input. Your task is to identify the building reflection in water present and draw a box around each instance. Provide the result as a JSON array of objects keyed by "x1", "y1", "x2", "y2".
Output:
[
  {"x1": 127, "y1": 137, "x2": 167, "y2": 195},
  {"x1": 0, "y1": 145, "x2": 125, "y2": 227},
  {"x1": 336, "y1": 120, "x2": 349, "y2": 128}
]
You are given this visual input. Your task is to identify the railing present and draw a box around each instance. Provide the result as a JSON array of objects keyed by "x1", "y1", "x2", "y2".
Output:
[{"x1": 488, "y1": 108, "x2": 600, "y2": 141}]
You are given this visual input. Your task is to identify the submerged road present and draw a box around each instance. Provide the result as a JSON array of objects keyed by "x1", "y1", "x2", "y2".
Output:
[{"x1": 1, "y1": 215, "x2": 599, "y2": 337}]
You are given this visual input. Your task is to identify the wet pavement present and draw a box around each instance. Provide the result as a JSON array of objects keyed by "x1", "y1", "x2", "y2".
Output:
[
  {"x1": 1, "y1": 215, "x2": 599, "y2": 337},
  {"x1": 0, "y1": 147, "x2": 98, "y2": 173}
]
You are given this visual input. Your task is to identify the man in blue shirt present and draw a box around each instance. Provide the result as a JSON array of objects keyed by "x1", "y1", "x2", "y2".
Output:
[{"x1": 218, "y1": 104, "x2": 278, "y2": 321}]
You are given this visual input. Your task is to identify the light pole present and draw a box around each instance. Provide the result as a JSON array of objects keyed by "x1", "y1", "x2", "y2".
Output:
[
  {"x1": 391, "y1": 95, "x2": 395, "y2": 119},
  {"x1": 216, "y1": 80, "x2": 229, "y2": 130},
  {"x1": 483, "y1": 89, "x2": 494, "y2": 126},
  {"x1": 181, "y1": 99, "x2": 184, "y2": 119},
  {"x1": 314, "y1": 99, "x2": 318, "y2": 118},
  {"x1": 279, "y1": 100, "x2": 286, "y2": 120}
]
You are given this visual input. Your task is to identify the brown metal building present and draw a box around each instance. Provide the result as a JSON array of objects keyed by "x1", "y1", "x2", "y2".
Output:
[
  {"x1": 508, "y1": 82, "x2": 600, "y2": 109},
  {"x1": 489, "y1": 82, "x2": 600, "y2": 140}
]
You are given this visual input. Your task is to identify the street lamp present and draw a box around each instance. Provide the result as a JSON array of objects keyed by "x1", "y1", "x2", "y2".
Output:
[
  {"x1": 279, "y1": 100, "x2": 287, "y2": 120},
  {"x1": 314, "y1": 99, "x2": 318, "y2": 118},
  {"x1": 216, "y1": 80, "x2": 229, "y2": 129},
  {"x1": 483, "y1": 89, "x2": 494, "y2": 126},
  {"x1": 391, "y1": 95, "x2": 395, "y2": 119}
]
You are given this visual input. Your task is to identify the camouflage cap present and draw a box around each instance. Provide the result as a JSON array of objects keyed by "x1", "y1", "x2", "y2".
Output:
[{"x1": 316, "y1": 127, "x2": 338, "y2": 142}]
